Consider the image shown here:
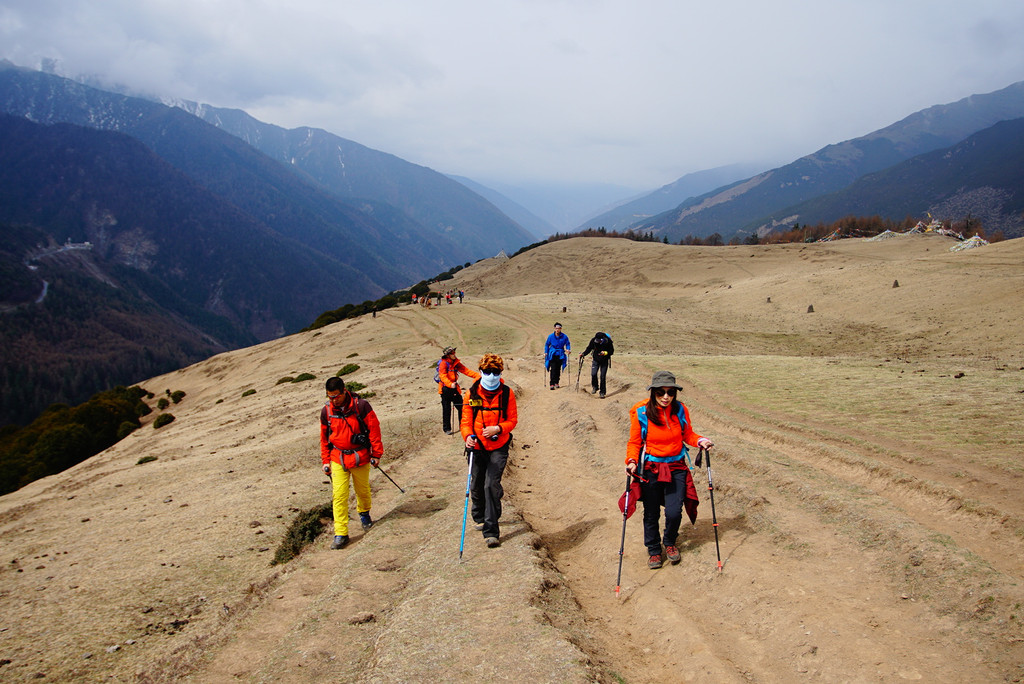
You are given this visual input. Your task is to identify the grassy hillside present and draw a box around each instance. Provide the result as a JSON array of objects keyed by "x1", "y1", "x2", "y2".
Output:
[{"x1": 1, "y1": 235, "x2": 1022, "y2": 682}]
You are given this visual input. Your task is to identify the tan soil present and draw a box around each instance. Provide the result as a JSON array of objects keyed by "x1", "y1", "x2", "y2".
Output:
[{"x1": 1, "y1": 234, "x2": 1022, "y2": 683}]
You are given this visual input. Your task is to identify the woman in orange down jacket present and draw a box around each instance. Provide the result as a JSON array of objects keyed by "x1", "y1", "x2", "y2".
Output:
[
  {"x1": 461, "y1": 353, "x2": 518, "y2": 549},
  {"x1": 625, "y1": 370, "x2": 713, "y2": 569}
]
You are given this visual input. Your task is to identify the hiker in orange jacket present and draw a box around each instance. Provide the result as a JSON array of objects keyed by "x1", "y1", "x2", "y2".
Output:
[
  {"x1": 461, "y1": 353, "x2": 518, "y2": 548},
  {"x1": 438, "y1": 346, "x2": 480, "y2": 434},
  {"x1": 320, "y1": 376, "x2": 384, "y2": 550},
  {"x1": 625, "y1": 370, "x2": 713, "y2": 569}
]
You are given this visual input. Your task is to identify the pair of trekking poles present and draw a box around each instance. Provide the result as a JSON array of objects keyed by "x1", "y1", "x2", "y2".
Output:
[{"x1": 615, "y1": 446, "x2": 721, "y2": 597}]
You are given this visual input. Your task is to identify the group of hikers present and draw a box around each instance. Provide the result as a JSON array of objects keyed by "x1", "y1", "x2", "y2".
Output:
[
  {"x1": 411, "y1": 289, "x2": 465, "y2": 307},
  {"x1": 318, "y1": 321, "x2": 713, "y2": 571}
]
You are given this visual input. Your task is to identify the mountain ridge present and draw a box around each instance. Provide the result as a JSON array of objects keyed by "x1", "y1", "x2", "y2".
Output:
[{"x1": 636, "y1": 79, "x2": 1024, "y2": 241}]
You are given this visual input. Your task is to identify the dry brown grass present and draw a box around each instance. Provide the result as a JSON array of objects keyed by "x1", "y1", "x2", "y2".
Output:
[{"x1": 2, "y1": 234, "x2": 1023, "y2": 682}]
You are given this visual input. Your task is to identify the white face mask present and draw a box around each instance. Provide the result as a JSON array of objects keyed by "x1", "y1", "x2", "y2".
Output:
[{"x1": 480, "y1": 372, "x2": 501, "y2": 390}]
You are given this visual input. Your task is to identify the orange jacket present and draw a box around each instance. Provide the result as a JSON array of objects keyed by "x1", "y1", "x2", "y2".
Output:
[
  {"x1": 320, "y1": 396, "x2": 384, "y2": 469},
  {"x1": 460, "y1": 380, "x2": 517, "y2": 450},
  {"x1": 438, "y1": 356, "x2": 480, "y2": 394},
  {"x1": 625, "y1": 399, "x2": 702, "y2": 465}
]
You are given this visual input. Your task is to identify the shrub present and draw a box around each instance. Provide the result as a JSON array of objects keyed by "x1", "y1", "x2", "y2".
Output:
[
  {"x1": 337, "y1": 364, "x2": 359, "y2": 376},
  {"x1": 276, "y1": 376, "x2": 295, "y2": 385},
  {"x1": 157, "y1": 397, "x2": 170, "y2": 410},
  {"x1": 345, "y1": 381, "x2": 366, "y2": 392},
  {"x1": 136, "y1": 455, "x2": 157, "y2": 465},
  {"x1": 242, "y1": 389, "x2": 256, "y2": 397},
  {"x1": 346, "y1": 352, "x2": 359, "y2": 358},
  {"x1": 153, "y1": 413, "x2": 175, "y2": 429},
  {"x1": 116, "y1": 421, "x2": 137, "y2": 440},
  {"x1": 170, "y1": 390, "x2": 186, "y2": 404},
  {"x1": 272, "y1": 502, "x2": 333, "y2": 565},
  {"x1": 292, "y1": 373, "x2": 316, "y2": 382}
]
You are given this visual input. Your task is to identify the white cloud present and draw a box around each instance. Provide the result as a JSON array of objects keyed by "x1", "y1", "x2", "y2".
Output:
[{"x1": 3, "y1": 0, "x2": 1023, "y2": 189}]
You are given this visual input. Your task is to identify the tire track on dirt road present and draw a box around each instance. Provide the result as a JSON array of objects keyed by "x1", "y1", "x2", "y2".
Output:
[{"x1": 507, "y1": 349, "x2": 1009, "y2": 682}]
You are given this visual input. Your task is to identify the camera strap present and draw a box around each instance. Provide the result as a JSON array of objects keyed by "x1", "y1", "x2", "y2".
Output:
[{"x1": 324, "y1": 398, "x2": 372, "y2": 452}]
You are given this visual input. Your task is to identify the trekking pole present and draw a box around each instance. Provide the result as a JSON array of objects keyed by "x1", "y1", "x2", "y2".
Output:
[
  {"x1": 373, "y1": 462, "x2": 405, "y2": 493},
  {"x1": 459, "y1": 443, "x2": 475, "y2": 561},
  {"x1": 575, "y1": 356, "x2": 584, "y2": 392},
  {"x1": 615, "y1": 474, "x2": 631, "y2": 597},
  {"x1": 696, "y1": 447, "x2": 723, "y2": 572}
]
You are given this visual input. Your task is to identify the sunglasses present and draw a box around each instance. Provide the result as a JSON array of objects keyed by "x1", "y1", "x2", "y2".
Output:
[
  {"x1": 480, "y1": 369, "x2": 502, "y2": 376},
  {"x1": 327, "y1": 390, "x2": 347, "y2": 399},
  {"x1": 653, "y1": 388, "x2": 677, "y2": 397}
]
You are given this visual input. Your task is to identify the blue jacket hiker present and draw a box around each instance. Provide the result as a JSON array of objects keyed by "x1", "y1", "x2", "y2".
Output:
[{"x1": 544, "y1": 322, "x2": 571, "y2": 389}]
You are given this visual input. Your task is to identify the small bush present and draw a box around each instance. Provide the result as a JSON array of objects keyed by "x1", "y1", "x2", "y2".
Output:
[
  {"x1": 136, "y1": 455, "x2": 158, "y2": 465},
  {"x1": 116, "y1": 421, "x2": 138, "y2": 440},
  {"x1": 357, "y1": 391, "x2": 377, "y2": 399},
  {"x1": 276, "y1": 376, "x2": 295, "y2": 385},
  {"x1": 337, "y1": 364, "x2": 359, "y2": 376},
  {"x1": 346, "y1": 352, "x2": 359, "y2": 358},
  {"x1": 157, "y1": 397, "x2": 170, "y2": 410},
  {"x1": 345, "y1": 381, "x2": 366, "y2": 392},
  {"x1": 292, "y1": 373, "x2": 316, "y2": 382},
  {"x1": 170, "y1": 390, "x2": 186, "y2": 404},
  {"x1": 153, "y1": 413, "x2": 175, "y2": 429},
  {"x1": 242, "y1": 389, "x2": 256, "y2": 397},
  {"x1": 215, "y1": 398, "x2": 224, "y2": 404},
  {"x1": 272, "y1": 502, "x2": 333, "y2": 565}
]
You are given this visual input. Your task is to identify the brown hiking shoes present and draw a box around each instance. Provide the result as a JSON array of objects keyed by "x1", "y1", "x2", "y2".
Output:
[
  {"x1": 665, "y1": 545, "x2": 681, "y2": 564},
  {"x1": 648, "y1": 554, "x2": 663, "y2": 569}
]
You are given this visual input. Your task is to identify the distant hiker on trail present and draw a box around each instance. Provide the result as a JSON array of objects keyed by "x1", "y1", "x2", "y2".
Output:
[
  {"x1": 411, "y1": 293, "x2": 418, "y2": 305},
  {"x1": 625, "y1": 371, "x2": 713, "y2": 570},
  {"x1": 461, "y1": 353, "x2": 518, "y2": 548},
  {"x1": 544, "y1": 322, "x2": 571, "y2": 389},
  {"x1": 458, "y1": 290, "x2": 464, "y2": 303},
  {"x1": 579, "y1": 331, "x2": 614, "y2": 398},
  {"x1": 320, "y1": 377, "x2": 384, "y2": 550},
  {"x1": 438, "y1": 346, "x2": 481, "y2": 435}
]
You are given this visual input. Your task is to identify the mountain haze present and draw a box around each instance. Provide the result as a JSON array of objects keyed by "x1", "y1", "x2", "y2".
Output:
[
  {"x1": 172, "y1": 101, "x2": 536, "y2": 258},
  {"x1": 751, "y1": 117, "x2": 1024, "y2": 238},
  {"x1": 637, "y1": 80, "x2": 1024, "y2": 241},
  {"x1": 577, "y1": 162, "x2": 767, "y2": 233}
]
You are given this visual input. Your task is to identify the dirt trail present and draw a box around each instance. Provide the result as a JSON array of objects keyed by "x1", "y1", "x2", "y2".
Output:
[
  {"x1": 509, "y1": 349, "x2": 1020, "y2": 683},
  {"x1": 5, "y1": 237, "x2": 1024, "y2": 683}
]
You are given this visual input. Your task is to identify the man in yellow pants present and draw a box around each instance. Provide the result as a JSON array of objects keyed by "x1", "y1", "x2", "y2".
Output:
[{"x1": 319, "y1": 377, "x2": 384, "y2": 549}]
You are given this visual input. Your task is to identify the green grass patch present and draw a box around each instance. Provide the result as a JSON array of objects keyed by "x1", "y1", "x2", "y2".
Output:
[
  {"x1": 136, "y1": 455, "x2": 158, "y2": 465},
  {"x1": 336, "y1": 364, "x2": 360, "y2": 376}
]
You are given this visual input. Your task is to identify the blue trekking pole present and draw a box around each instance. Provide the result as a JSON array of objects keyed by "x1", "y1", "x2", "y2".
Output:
[{"x1": 459, "y1": 441, "x2": 476, "y2": 561}]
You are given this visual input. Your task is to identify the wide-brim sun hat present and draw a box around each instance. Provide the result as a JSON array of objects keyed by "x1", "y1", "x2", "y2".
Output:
[{"x1": 647, "y1": 370, "x2": 683, "y2": 390}]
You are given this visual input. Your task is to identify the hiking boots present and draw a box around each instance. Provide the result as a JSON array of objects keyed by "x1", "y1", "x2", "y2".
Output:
[
  {"x1": 360, "y1": 512, "x2": 374, "y2": 531},
  {"x1": 485, "y1": 536, "x2": 501, "y2": 548},
  {"x1": 648, "y1": 554, "x2": 663, "y2": 569},
  {"x1": 474, "y1": 522, "x2": 485, "y2": 531},
  {"x1": 330, "y1": 535, "x2": 349, "y2": 549},
  {"x1": 599, "y1": 392, "x2": 606, "y2": 399},
  {"x1": 665, "y1": 545, "x2": 681, "y2": 564}
]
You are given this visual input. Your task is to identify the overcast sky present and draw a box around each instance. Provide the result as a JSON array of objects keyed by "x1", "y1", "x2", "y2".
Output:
[{"x1": 3, "y1": 0, "x2": 1024, "y2": 192}]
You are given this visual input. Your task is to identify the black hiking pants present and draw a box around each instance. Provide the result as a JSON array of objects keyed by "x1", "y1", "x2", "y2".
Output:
[
  {"x1": 639, "y1": 469, "x2": 687, "y2": 556},
  {"x1": 470, "y1": 445, "x2": 509, "y2": 539},
  {"x1": 548, "y1": 358, "x2": 564, "y2": 387},
  {"x1": 591, "y1": 358, "x2": 609, "y2": 394},
  {"x1": 440, "y1": 386, "x2": 463, "y2": 433}
]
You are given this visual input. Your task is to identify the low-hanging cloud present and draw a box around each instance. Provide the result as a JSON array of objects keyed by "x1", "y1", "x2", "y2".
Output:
[{"x1": 3, "y1": 0, "x2": 1024, "y2": 189}]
